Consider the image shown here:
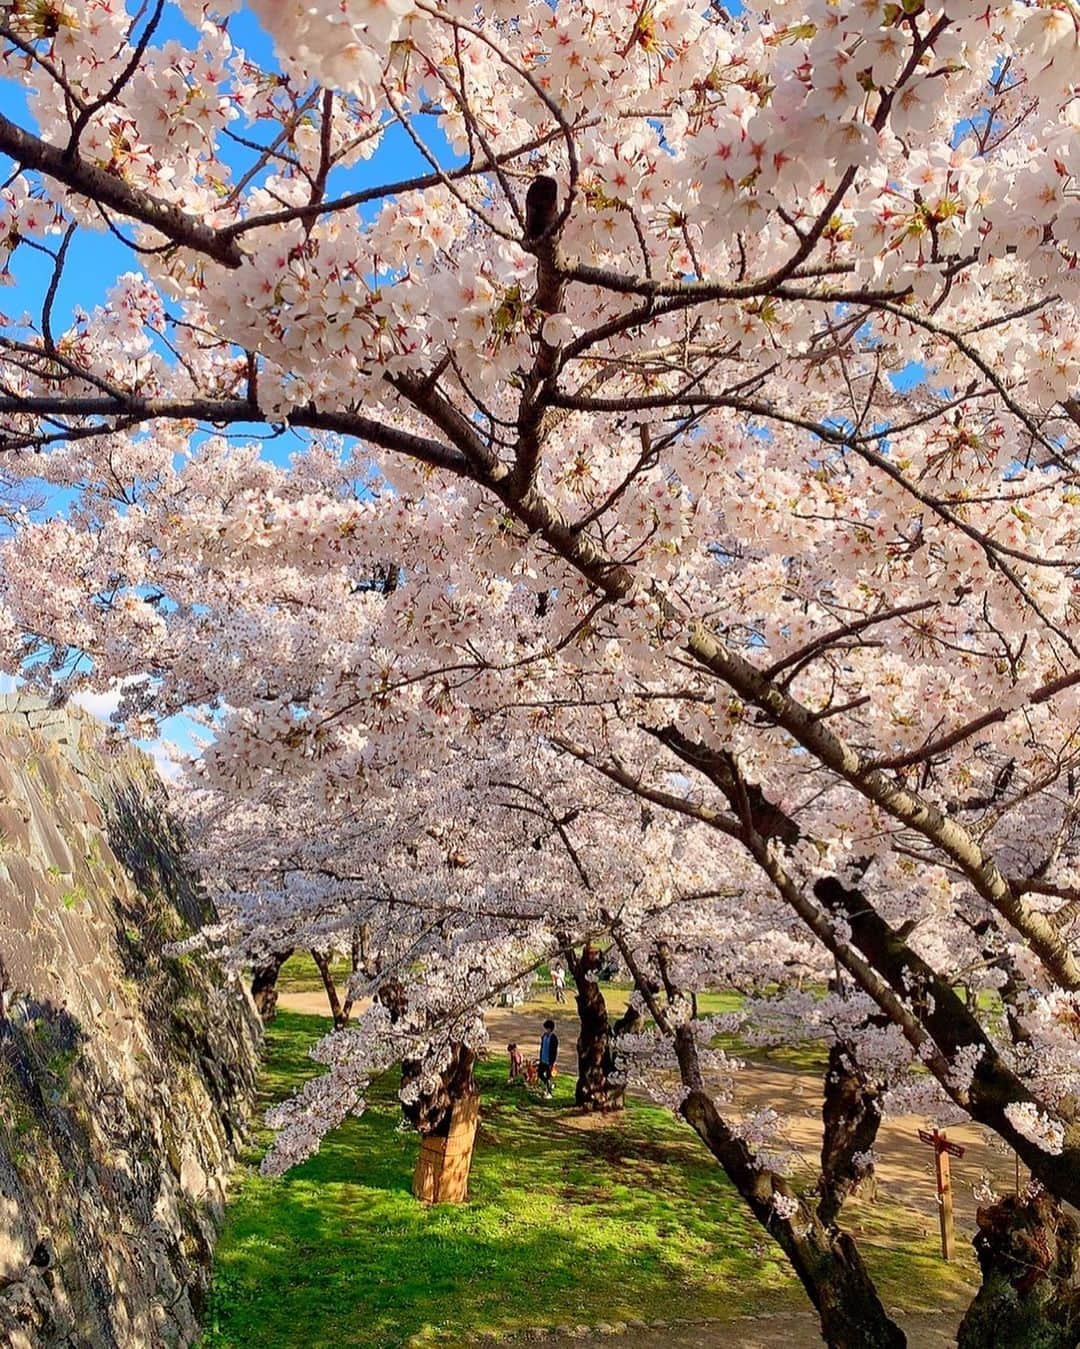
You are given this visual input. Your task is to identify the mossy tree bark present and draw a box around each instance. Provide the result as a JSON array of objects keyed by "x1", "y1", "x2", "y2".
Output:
[
  {"x1": 958, "y1": 1190, "x2": 1080, "y2": 1349},
  {"x1": 250, "y1": 948, "x2": 292, "y2": 1021}
]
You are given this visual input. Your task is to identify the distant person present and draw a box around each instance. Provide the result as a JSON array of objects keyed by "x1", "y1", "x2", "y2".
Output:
[
  {"x1": 507, "y1": 1042, "x2": 524, "y2": 1083},
  {"x1": 552, "y1": 965, "x2": 565, "y2": 1002},
  {"x1": 538, "y1": 1018, "x2": 559, "y2": 1097}
]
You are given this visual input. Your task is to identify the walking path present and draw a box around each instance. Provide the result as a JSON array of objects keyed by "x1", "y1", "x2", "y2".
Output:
[
  {"x1": 278, "y1": 987, "x2": 1016, "y2": 1240},
  {"x1": 486, "y1": 999, "x2": 1017, "y2": 1249},
  {"x1": 504, "y1": 1309, "x2": 960, "y2": 1348}
]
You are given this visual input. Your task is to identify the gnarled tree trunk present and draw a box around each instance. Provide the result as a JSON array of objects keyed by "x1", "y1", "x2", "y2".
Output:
[
  {"x1": 565, "y1": 941, "x2": 624, "y2": 1111},
  {"x1": 250, "y1": 948, "x2": 292, "y2": 1021},
  {"x1": 819, "y1": 1038, "x2": 881, "y2": 1227},
  {"x1": 617, "y1": 935, "x2": 905, "y2": 1349},
  {"x1": 378, "y1": 979, "x2": 479, "y2": 1204},
  {"x1": 568, "y1": 944, "x2": 620, "y2": 1111},
  {"x1": 958, "y1": 1189, "x2": 1080, "y2": 1349},
  {"x1": 403, "y1": 1042, "x2": 479, "y2": 1205},
  {"x1": 678, "y1": 1048, "x2": 905, "y2": 1349}
]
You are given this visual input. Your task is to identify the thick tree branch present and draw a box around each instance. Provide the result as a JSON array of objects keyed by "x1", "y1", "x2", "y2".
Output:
[{"x1": 0, "y1": 113, "x2": 245, "y2": 268}]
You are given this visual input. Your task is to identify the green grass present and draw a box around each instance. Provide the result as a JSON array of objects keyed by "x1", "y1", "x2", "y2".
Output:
[
  {"x1": 204, "y1": 1010, "x2": 803, "y2": 1349},
  {"x1": 204, "y1": 1010, "x2": 974, "y2": 1349},
  {"x1": 277, "y1": 953, "x2": 352, "y2": 995}
]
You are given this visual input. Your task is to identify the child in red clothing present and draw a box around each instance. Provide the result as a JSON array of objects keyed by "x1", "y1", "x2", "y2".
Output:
[{"x1": 507, "y1": 1042, "x2": 524, "y2": 1083}]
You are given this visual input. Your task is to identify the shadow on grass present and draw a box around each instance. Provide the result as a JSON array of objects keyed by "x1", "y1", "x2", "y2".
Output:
[{"x1": 203, "y1": 1012, "x2": 796, "y2": 1349}]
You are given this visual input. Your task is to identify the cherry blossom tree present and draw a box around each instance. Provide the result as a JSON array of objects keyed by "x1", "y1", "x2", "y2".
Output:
[
  {"x1": 175, "y1": 740, "x2": 732, "y2": 1103},
  {"x1": 0, "y1": 0, "x2": 1079, "y2": 1341}
]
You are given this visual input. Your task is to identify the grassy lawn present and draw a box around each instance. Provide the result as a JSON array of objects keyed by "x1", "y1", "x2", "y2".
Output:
[
  {"x1": 203, "y1": 1010, "x2": 973, "y2": 1349},
  {"x1": 277, "y1": 952, "x2": 352, "y2": 995}
]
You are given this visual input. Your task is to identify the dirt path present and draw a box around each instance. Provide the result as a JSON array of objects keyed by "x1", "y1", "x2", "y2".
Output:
[
  {"x1": 477, "y1": 998, "x2": 1017, "y2": 1248},
  {"x1": 503, "y1": 1309, "x2": 960, "y2": 1348}
]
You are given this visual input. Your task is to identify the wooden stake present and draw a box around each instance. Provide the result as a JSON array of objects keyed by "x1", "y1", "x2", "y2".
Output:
[
  {"x1": 917, "y1": 1128, "x2": 965, "y2": 1262},
  {"x1": 935, "y1": 1141, "x2": 955, "y2": 1261}
]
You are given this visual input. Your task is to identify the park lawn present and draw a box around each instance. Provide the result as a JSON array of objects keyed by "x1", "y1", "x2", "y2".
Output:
[
  {"x1": 277, "y1": 951, "x2": 353, "y2": 994},
  {"x1": 202, "y1": 1010, "x2": 799, "y2": 1348},
  {"x1": 203, "y1": 1010, "x2": 973, "y2": 1349}
]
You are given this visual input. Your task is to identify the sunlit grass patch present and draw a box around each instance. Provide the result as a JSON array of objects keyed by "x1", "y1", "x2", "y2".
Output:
[{"x1": 203, "y1": 1009, "x2": 972, "y2": 1349}]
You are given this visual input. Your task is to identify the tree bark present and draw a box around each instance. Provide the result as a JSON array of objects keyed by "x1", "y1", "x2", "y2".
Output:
[
  {"x1": 400, "y1": 1041, "x2": 477, "y2": 1138},
  {"x1": 818, "y1": 1039, "x2": 882, "y2": 1227},
  {"x1": 615, "y1": 937, "x2": 905, "y2": 1349},
  {"x1": 376, "y1": 979, "x2": 479, "y2": 1204},
  {"x1": 647, "y1": 723, "x2": 1080, "y2": 1206},
  {"x1": 677, "y1": 1040, "x2": 905, "y2": 1349},
  {"x1": 402, "y1": 1040, "x2": 479, "y2": 1206},
  {"x1": 250, "y1": 948, "x2": 292, "y2": 1022},
  {"x1": 310, "y1": 947, "x2": 348, "y2": 1029},
  {"x1": 958, "y1": 1190, "x2": 1080, "y2": 1349},
  {"x1": 565, "y1": 941, "x2": 624, "y2": 1111}
]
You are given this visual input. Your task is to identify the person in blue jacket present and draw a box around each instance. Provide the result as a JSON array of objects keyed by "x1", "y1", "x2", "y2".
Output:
[{"x1": 538, "y1": 1019, "x2": 559, "y2": 1097}]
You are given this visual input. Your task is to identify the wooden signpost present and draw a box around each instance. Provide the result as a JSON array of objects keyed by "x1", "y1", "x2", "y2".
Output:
[{"x1": 918, "y1": 1128, "x2": 966, "y2": 1260}]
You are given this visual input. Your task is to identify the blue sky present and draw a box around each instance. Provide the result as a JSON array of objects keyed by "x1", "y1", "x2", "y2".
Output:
[{"x1": 1, "y1": 3, "x2": 446, "y2": 418}]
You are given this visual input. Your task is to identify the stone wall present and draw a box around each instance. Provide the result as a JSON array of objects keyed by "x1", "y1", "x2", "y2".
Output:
[{"x1": 0, "y1": 697, "x2": 261, "y2": 1348}]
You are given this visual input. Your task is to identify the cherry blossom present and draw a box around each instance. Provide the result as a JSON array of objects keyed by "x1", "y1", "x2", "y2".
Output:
[{"x1": 1, "y1": 0, "x2": 1079, "y2": 1338}]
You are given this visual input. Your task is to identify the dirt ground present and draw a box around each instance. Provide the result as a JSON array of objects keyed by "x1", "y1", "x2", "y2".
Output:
[
  {"x1": 510, "y1": 1309, "x2": 960, "y2": 1348},
  {"x1": 277, "y1": 985, "x2": 1017, "y2": 1348}
]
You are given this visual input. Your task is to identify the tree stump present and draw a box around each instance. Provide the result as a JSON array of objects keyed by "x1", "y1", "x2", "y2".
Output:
[{"x1": 412, "y1": 1092, "x2": 480, "y2": 1204}]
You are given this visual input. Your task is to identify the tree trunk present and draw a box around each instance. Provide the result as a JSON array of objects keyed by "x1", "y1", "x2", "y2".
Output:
[
  {"x1": 650, "y1": 728, "x2": 1080, "y2": 1208},
  {"x1": 402, "y1": 1041, "x2": 479, "y2": 1205},
  {"x1": 568, "y1": 944, "x2": 620, "y2": 1111},
  {"x1": 250, "y1": 948, "x2": 292, "y2": 1021},
  {"x1": 814, "y1": 875, "x2": 1080, "y2": 1206},
  {"x1": 413, "y1": 1090, "x2": 480, "y2": 1204},
  {"x1": 958, "y1": 1190, "x2": 1080, "y2": 1349},
  {"x1": 378, "y1": 978, "x2": 479, "y2": 1204},
  {"x1": 310, "y1": 947, "x2": 348, "y2": 1029},
  {"x1": 401, "y1": 1040, "x2": 477, "y2": 1136},
  {"x1": 818, "y1": 1039, "x2": 881, "y2": 1227},
  {"x1": 566, "y1": 942, "x2": 624, "y2": 1112},
  {"x1": 678, "y1": 1047, "x2": 905, "y2": 1349},
  {"x1": 619, "y1": 937, "x2": 905, "y2": 1349},
  {"x1": 338, "y1": 922, "x2": 371, "y2": 1027}
]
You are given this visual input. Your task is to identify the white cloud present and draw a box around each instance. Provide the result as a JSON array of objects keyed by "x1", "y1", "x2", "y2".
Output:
[{"x1": 72, "y1": 686, "x2": 123, "y2": 722}]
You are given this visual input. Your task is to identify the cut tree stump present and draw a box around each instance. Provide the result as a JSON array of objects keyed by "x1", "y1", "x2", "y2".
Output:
[{"x1": 412, "y1": 1092, "x2": 480, "y2": 1204}]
